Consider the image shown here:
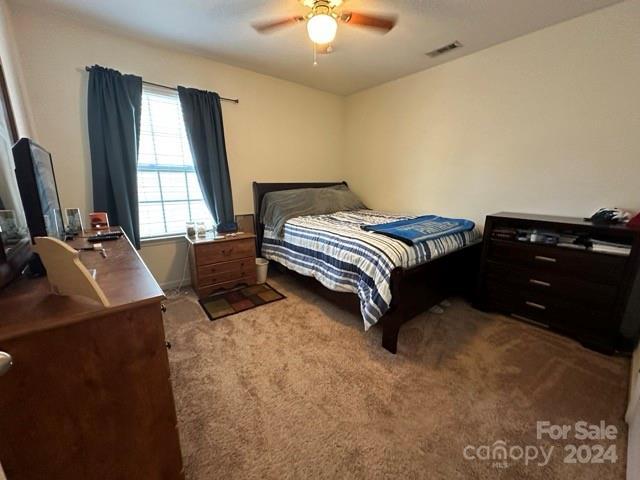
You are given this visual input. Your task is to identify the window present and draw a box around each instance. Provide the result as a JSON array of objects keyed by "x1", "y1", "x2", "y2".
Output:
[{"x1": 137, "y1": 85, "x2": 212, "y2": 238}]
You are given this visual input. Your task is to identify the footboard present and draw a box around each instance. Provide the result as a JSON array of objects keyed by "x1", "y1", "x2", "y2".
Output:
[{"x1": 381, "y1": 241, "x2": 482, "y2": 353}]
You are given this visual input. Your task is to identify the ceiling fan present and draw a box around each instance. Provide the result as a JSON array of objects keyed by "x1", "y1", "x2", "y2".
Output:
[{"x1": 252, "y1": 0, "x2": 397, "y2": 55}]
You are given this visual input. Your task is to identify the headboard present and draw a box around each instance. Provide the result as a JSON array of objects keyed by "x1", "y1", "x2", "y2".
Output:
[{"x1": 252, "y1": 181, "x2": 348, "y2": 255}]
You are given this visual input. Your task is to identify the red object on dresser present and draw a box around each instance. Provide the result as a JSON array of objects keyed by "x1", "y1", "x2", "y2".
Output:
[{"x1": 628, "y1": 212, "x2": 640, "y2": 228}]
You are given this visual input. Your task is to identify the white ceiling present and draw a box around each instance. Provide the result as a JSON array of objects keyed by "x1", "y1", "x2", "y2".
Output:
[{"x1": 10, "y1": 0, "x2": 623, "y2": 95}]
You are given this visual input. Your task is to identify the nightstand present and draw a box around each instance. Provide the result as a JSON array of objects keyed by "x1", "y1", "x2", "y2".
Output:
[{"x1": 187, "y1": 232, "x2": 257, "y2": 298}]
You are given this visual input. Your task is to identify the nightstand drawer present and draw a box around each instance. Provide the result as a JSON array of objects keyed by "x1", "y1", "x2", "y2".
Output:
[
  {"x1": 199, "y1": 266, "x2": 255, "y2": 287},
  {"x1": 485, "y1": 260, "x2": 618, "y2": 309},
  {"x1": 488, "y1": 240, "x2": 626, "y2": 285},
  {"x1": 196, "y1": 238, "x2": 255, "y2": 264},
  {"x1": 197, "y1": 258, "x2": 253, "y2": 278},
  {"x1": 197, "y1": 276, "x2": 257, "y2": 297}
]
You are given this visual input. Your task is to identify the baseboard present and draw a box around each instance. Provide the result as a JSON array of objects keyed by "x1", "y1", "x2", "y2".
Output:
[
  {"x1": 628, "y1": 344, "x2": 640, "y2": 480},
  {"x1": 629, "y1": 344, "x2": 640, "y2": 420}
]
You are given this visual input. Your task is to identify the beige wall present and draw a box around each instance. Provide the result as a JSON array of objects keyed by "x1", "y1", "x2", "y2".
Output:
[
  {"x1": 344, "y1": 0, "x2": 640, "y2": 224},
  {"x1": 8, "y1": 1, "x2": 640, "y2": 287},
  {"x1": 10, "y1": 5, "x2": 345, "y2": 286}
]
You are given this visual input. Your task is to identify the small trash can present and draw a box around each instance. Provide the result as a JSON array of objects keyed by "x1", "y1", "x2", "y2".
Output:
[{"x1": 255, "y1": 258, "x2": 269, "y2": 284}]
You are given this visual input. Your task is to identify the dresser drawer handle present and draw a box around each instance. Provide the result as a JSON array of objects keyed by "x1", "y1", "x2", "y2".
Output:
[
  {"x1": 0, "y1": 351, "x2": 13, "y2": 376},
  {"x1": 529, "y1": 278, "x2": 551, "y2": 287},
  {"x1": 525, "y1": 301, "x2": 546, "y2": 310},
  {"x1": 534, "y1": 255, "x2": 556, "y2": 263},
  {"x1": 511, "y1": 314, "x2": 548, "y2": 328}
]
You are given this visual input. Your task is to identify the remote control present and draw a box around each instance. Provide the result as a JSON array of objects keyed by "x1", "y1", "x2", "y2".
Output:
[{"x1": 87, "y1": 233, "x2": 122, "y2": 243}]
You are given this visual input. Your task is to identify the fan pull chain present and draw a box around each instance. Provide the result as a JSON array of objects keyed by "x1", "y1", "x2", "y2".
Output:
[{"x1": 313, "y1": 43, "x2": 318, "y2": 66}]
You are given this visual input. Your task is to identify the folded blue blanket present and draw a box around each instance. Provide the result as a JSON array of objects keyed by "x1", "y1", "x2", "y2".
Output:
[{"x1": 362, "y1": 215, "x2": 475, "y2": 245}]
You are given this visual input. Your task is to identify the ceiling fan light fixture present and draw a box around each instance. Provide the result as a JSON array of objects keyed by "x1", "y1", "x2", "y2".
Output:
[
  {"x1": 301, "y1": 0, "x2": 343, "y2": 8},
  {"x1": 307, "y1": 13, "x2": 337, "y2": 44}
]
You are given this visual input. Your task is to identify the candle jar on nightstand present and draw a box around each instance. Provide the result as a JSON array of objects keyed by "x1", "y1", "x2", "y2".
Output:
[
  {"x1": 185, "y1": 222, "x2": 196, "y2": 237},
  {"x1": 196, "y1": 222, "x2": 206, "y2": 238}
]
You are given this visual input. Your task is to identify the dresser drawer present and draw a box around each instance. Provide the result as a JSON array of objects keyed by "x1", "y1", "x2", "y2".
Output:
[
  {"x1": 485, "y1": 281, "x2": 613, "y2": 337},
  {"x1": 196, "y1": 238, "x2": 255, "y2": 265},
  {"x1": 484, "y1": 260, "x2": 618, "y2": 309},
  {"x1": 488, "y1": 240, "x2": 627, "y2": 285}
]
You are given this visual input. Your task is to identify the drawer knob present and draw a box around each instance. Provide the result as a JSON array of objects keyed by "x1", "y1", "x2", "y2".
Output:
[
  {"x1": 0, "y1": 351, "x2": 13, "y2": 376},
  {"x1": 161, "y1": 303, "x2": 167, "y2": 313},
  {"x1": 525, "y1": 300, "x2": 546, "y2": 310},
  {"x1": 534, "y1": 255, "x2": 556, "y2": 263},
  {"x1": 529, "y1": 278, "x2": 551, "y2": 287}
]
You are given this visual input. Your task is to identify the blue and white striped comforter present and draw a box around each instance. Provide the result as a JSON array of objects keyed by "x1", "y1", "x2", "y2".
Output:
[{"x1": 262, "y1": 210, "x2": 481, "y2": 330}]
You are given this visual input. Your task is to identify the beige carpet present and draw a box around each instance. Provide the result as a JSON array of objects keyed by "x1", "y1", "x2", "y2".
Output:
[{"x1": 163, "y1": 272, "x2": 630, "y2": 479}]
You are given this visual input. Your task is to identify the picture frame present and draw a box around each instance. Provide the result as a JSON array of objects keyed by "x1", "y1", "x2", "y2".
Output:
[
  {"x1": 89, "y1": 211, "x2": 109, "y2": 230},
  {"x1": 0, "y1": 60, "x2": 31, "y2": 290},
  {"x1": 0, "y1": 209, "x2": 19, "y2": 244},
  {"x1": 65, "y1": 208, "x2": 84, "y2": 234},
  {"x1": 235, "y1": 213, "x2": 255, "y2": 234}
]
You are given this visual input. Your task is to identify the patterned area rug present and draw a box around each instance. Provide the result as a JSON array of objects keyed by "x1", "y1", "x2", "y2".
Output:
[{"x1": 199, "y1": 283, "x2": 285, "y2": 321}]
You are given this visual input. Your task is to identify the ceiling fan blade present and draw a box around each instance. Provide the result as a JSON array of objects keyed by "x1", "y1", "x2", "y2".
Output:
[
  {"x1": 252, "y1": 15, "x2": 305, "y2": 33},
  {"x1": 341, "y1": 11, "x2": 396, "y2": 32}
]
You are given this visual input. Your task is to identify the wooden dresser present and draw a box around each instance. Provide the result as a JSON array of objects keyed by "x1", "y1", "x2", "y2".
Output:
[
  {"x1": 0, "y1": 230, "x2": 184, "y2": 479},
  {"x1": 187, "y1": 232, "x2": 257, "y2": 298},
  {"x1": 477, "y1": 212, "x2": 640, "y2": 353}
]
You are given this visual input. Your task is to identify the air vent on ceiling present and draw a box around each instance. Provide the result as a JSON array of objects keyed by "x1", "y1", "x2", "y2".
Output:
[{"x1": 426, "y1": 41, "x2": 463, "y2": 58}]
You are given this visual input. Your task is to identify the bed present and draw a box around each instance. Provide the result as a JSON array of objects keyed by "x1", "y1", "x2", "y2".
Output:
[{"x1": 253, "y1": 181, "x2": 483, "y2": 354}]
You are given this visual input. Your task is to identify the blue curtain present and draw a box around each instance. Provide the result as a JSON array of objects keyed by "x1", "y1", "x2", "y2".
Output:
[
  {"x1": 177, "y1": 87, "x2": 235, "y2": 229},
  {"x1": 87, "y1": 65, "x2": 142, "y2": 248}
]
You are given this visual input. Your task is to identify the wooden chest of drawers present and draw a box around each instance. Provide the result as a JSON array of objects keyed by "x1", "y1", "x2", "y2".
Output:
[
  {"x1": 477, "y1": 212, "x2": 640, "y2": 353},
  {"x1": 0, "y1": 230, "x2": 184, "y2": 479},
  {"x1": 187, "y1": 233, "x2": 257, "y2": 298}
]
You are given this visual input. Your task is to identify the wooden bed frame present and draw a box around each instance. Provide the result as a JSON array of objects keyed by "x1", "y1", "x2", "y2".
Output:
[{"x1": 253, "y1": 181, "x2": 482, "y2": 354}]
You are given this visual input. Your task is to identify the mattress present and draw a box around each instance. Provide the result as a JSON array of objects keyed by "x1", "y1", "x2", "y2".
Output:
[{"x1": 262, "y1": 209, "x2": 481, "y2": 329}]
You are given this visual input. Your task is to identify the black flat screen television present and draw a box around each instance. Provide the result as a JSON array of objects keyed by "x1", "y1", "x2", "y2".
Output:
[{"x1": 12, "y1": 138, "x2": 65, "y2": 242}]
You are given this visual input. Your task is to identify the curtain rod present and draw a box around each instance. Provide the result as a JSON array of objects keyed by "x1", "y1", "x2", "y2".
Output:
[{"x1": 83, "y1": 66, "x2": 239, "y2": 104}]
